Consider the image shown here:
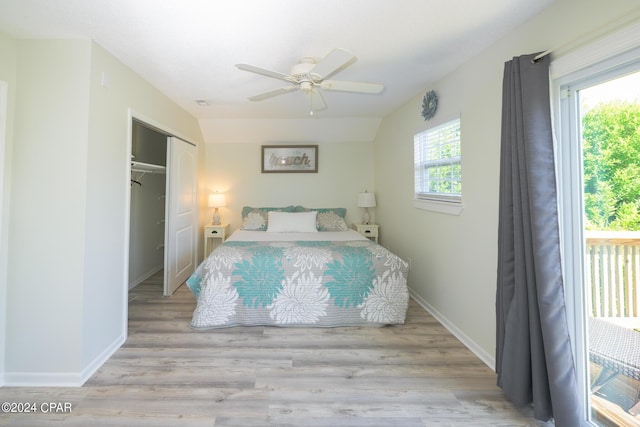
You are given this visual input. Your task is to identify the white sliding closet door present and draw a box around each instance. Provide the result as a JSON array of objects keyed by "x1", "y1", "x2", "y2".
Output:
[{"x1": 164, "y1": 136, "x2": 197, "y2": 296}]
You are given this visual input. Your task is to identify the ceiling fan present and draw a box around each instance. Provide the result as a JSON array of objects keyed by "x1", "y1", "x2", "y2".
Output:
[{"x1": 236, "y1": 48, "x2": 384, "y2": 114}]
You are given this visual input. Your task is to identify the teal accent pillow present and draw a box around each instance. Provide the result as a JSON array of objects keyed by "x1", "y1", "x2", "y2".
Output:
[
  {"x1": 241, "y1": 206, "x2": 295, "y2": 231},
  {"x1": 294, "y1": 206, "x2": 348, "y2": 231}
]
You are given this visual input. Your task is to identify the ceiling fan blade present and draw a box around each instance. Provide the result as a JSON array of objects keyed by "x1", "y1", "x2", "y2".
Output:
[
  {"x1": 320, "y1": 79, "x2": 384, "y2": 94},
  {"x1": 248, "y1": 86, "x2": 298, "y2": 101},
  {"x1": 310, "y1": 48, "x2": 355, "y2": 79},
  {"x1": 236, "y1": 63, "x2": 290, "y2": 81}
]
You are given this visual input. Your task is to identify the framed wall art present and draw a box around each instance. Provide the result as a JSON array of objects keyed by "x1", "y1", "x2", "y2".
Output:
[{"x1": 261, "y1": 145, "x2": 318, "y2": 173}]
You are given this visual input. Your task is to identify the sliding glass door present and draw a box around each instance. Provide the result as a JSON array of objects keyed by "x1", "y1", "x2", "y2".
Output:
[{"x1": 558, "y1": 64, "x2": 640, "y2": 426}]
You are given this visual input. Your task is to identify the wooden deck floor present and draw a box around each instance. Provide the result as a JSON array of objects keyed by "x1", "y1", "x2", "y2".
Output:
[
  {"x1": 590, "y1": 363, "x2": 640, "y2": 427},
  {"x1": 0, "y1": 272, "x2": 554, "y2": 426},
  {"x1": 592, "y1": 394, "x2": 640, "y2": 427}
]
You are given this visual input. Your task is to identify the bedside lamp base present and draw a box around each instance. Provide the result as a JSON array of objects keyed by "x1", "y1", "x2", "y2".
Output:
[
  {"x1": 212, "y1": 208, "x2": 221, "y2": 225},
  {"x1": 361, "y1": 208, "x2": 371, "y2": 225}
]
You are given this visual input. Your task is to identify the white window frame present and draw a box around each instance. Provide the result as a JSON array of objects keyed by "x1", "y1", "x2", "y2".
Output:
[{"x1": 413, "y1": 116, "x2": 464, "y2": 215}]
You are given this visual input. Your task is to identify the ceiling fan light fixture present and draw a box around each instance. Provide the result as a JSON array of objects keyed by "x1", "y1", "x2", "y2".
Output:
[{"x1": 299, "y1": 81, "x2": 313, "y2": 93}]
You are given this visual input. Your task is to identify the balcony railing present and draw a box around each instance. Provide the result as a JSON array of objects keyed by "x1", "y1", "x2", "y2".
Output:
[{"x1": 585, "y1": 230, "x2": 640, "y2": 317}]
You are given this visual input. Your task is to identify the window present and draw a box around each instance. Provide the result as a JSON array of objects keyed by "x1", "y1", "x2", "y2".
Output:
[{"x1": 413, "y1": 117, "x2": 463, "y2": 214}]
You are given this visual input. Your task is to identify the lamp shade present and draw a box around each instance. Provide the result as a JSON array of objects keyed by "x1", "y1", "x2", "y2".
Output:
[
  {"x1": 208, "y1": 193, "x2": 226, "y2": 208},
  {"x1": 357, "y1": 192, "x2": 376, "y2": 208}
]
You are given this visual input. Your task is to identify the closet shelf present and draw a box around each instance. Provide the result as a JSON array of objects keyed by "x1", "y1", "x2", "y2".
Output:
[{"x1": 131, "y1": 161, "x2": 166, "y2": 174}]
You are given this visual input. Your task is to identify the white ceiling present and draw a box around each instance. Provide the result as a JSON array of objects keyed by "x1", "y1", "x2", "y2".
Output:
[{"x1": 0, "y1": 0, "x2": 555, "y2": 119}]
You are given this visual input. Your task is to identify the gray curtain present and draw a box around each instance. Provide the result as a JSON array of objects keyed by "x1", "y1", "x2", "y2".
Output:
[{"x1": 496, "y1": 53, "x2": 582, "y2": 426}]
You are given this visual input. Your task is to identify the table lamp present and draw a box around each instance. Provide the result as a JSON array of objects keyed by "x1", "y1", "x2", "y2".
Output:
[
  {"x1": 357, "y1": 191, "x2": 376, "y2": 225},
  {"x1": 208, "y1": 192, "x2": 226, "y2": 225}
]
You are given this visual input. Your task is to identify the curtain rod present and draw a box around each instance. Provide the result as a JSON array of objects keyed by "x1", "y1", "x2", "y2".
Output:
[{"x1": 533, "y1": 10, "x2": 640, "y2": 63}]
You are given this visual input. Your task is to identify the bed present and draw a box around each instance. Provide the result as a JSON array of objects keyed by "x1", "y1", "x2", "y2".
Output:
[{"x1": 186, "y1": 206, "x2": 410, "y2": 329}]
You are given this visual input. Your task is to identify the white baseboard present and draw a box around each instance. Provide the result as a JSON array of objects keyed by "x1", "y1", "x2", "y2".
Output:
[
  {"x1": 2, "y1": 333, "x2": 126, "y2": 387},
  {"x1": 3, "y1": 371, "x2": 85, "y2": 387},
  {"x1": 78, "y1": 333, "x2": 126, "y2": 385},
  {"x1": 128, "y1": 264, "x2": 162, "y2": 290},
  {"x1": 409, "y1": 289, "x2": 496, "y2": 371}
]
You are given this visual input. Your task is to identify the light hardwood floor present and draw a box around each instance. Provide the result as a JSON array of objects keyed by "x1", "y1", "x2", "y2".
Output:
[{"x1": 0, "y1": 271, "x2": 553, "y2": 426}]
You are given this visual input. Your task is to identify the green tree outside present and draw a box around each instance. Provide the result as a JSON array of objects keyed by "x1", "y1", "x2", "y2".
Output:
[{"x1": 583, "y1": 101, "x2": 640, "y2": 230}]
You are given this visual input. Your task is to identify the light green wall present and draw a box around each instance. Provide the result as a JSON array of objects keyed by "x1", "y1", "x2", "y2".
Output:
[
  {"x1": 1, "y1": 37, "x2": 204, "y2": 384},
  {"x1": 205, "y1": 141, "x2": 375, "y2": 232},
  {"x1": 0, "y1": 30, "x2": 17, "y2": 385},
  {"x1": 374, "y1": 0, "x2": 640, "y2": 365},
  {"x1": 7, "y1": 39, "x2": 91, "y2": 376}
]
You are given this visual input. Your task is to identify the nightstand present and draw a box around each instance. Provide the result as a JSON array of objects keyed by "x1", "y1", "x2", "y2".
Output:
[
  {"x1": 204, "y1": 224, "x2": 229, "y2": 257},
  {"x1": 352, "y1": 223, "x2": 379, "y2": 243}
]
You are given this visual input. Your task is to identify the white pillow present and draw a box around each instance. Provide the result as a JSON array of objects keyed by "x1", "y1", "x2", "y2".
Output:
[{"x1": 266, "y1": 211, "x2": 318, "y2": 233}]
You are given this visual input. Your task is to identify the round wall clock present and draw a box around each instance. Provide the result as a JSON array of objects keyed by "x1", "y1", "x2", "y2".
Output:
[{"x1": 421, "y1": 90, "x2": 438, "y2": 121}]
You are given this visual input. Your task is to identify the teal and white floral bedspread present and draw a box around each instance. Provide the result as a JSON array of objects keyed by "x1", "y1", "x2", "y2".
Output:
[{"x1": 186, "y1": 239, "x2": 409, "y2": 329}]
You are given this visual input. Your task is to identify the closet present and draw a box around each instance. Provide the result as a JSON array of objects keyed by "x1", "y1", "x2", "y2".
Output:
[
  {"x1": 128, "y1": 121, "x2": 167, "y2": 292},
  {"x1": 128, "y1": 119, "x2": 198, "y2": 296}
]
